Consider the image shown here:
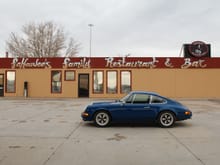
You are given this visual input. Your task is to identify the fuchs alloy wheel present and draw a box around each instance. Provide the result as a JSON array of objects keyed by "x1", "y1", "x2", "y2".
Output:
[
  {"x1": 159, "y1": 111, "x2": 175, "y2": 128},
  {"x1": 94, "y1": 111, "x2": 110, "y2": 127}
]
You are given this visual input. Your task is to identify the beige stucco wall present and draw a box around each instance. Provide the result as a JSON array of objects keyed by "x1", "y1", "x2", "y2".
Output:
[
  {"x1": 1, "y1": 68, "x2": 220, "y2": 98},
  {"x1": 132, "y1": 69, "x2": 220, "y2": 98},
  {"x1": 175, "y1": 69, "x2": 220, "y2": 98}
]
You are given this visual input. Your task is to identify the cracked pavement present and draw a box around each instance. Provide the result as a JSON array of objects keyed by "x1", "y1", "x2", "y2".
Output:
[{"x1": 0, "y1": 98, "x2": 220, "y2": 165}]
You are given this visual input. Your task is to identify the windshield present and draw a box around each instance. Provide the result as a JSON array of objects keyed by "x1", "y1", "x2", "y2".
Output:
[{"x1": 120, "y1": 93, "x2": 132, "y2": 102}]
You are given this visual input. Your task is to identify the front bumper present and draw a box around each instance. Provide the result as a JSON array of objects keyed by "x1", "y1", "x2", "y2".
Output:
[{"x1": 81, "y1": 112, "x2": 92, "y2": 121}]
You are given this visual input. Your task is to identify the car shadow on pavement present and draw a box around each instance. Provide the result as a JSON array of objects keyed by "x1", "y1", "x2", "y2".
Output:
[{"x1": 82, "y1": 121, "x2": 192, "y2": 128}]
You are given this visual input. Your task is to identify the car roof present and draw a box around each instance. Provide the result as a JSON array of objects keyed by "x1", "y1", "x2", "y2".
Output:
[{"x1": 130, "y1": 91, "x2": 159, "y2": 96}]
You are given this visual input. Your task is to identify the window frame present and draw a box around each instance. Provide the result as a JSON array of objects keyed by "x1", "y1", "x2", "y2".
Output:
[
  {"x1": 92, "y1": 70, "x2": 104, "y2": 94},
  {"x1": 51, "y1": 70, "x2": 62, "y2": 94},
  {"x1": 106, "y1": 70, "x2": 118, "y2": 94},
  {"x1": 64, "y1": 70, "x2": 75, "y2": 81},
  {"x1": 120, "y1": 70, "x2": 132, "y2": 94},
  {"x1": 5, "y1": 70, "x2": 16, "y2": 93}
]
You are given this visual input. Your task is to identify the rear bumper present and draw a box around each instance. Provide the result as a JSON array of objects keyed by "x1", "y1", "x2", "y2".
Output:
[{"x1": 177, "y1": 114, "x2": 192, "y2": 121}]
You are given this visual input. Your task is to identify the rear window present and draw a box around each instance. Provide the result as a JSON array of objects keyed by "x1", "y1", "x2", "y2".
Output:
[{"x1": 151, "y1": 96, "x2": 166, "y2": 104}]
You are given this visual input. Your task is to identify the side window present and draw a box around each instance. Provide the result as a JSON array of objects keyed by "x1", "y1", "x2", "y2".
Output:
[
  {"x1": 65, "y1": 70, "x2": 75, "y2": 81},
  {"x1": 51, "y1": 71, "x2": 62, "y2": 93},
  {"x1": 120, "y1": 71, "x2": 131, "y2": 94},
  {"x1": 6, "y1": 71, "x2": 16, "y2": 93},
  {"x1": 151, "y1": 95, "x2": 166, "y2": 104},
  {"x1": 133, "y1": 94, "x2": 150, "y2": 104},
  {"x1": 93, "y1": 71, "x2": 104, "y2": 93},
  {"x1": 107, "y1": 71, "x2": 117, "y2": 93}
]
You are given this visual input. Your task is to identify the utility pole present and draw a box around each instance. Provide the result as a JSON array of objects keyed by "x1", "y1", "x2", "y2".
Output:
[{"x1": 88, "y1": 24, "x2": 94, "y2": 58}]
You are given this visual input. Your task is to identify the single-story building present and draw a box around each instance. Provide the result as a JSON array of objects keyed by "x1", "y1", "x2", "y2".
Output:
[{"x1": 0, "y1": 56, "x2": 220, "y2": 98}]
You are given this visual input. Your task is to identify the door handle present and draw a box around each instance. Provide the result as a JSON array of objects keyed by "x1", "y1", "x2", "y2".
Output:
[{"x1": 144, "y1": 106, "x2": 150, "y2": 109}]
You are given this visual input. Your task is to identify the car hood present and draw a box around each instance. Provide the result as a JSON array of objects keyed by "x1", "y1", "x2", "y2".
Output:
[{"x1": 92, "y1": 101, "x2": 117, "y2": 105}]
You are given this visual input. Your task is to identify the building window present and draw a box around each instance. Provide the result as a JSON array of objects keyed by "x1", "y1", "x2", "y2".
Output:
[
  {"x1": 51, "y1": 71, "x2": 62, "y2": 93},
  {"x1": 107, "y1": 71, "x2": 117, "y2": 93},
  {"x1": 93, "y1": 71, "x2": 104, "y2": 93},
  {"x1": 65, "y1": 70, "x2": 75, "y2": 81},
  {"x1": 6, "y1": 71, "x2": 16, "y2": 93},
  {"x1": 121, "y1": 71, "x2": 131, "y2": 93}
]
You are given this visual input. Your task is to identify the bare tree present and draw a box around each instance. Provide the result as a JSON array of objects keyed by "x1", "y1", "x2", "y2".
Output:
[
  {"x1": 65, "y1": 37, "x2": 81, "y2": 57},
  {"x1": 6, "y1": 21, "x2": 80, "y2": 57}
]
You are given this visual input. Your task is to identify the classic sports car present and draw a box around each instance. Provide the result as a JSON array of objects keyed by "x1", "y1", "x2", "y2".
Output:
[{"x1": 81, "y1": 91, "x2": 192, "y2": 127}]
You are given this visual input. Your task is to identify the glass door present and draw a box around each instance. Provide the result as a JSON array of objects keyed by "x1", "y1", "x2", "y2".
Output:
[
  {"x1": 0, "y1": 74, "x2": 4, "y2": 97},
  {"x1": 78, "y1": 74, "x2": 89, "y2": 97}
]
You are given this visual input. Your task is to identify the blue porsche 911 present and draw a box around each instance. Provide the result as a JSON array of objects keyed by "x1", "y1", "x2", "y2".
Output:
[{"x1": 81, "y1": 91, "x2": 192, "y2": 128}]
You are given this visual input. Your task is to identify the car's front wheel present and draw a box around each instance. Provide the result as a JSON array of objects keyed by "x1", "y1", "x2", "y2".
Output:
[
  {"x1": 94, "y1": 111, "x2": 110, "y2": 127},
  {"x1": 158, "y1": 111, "x2": 175, "y2": 128}
]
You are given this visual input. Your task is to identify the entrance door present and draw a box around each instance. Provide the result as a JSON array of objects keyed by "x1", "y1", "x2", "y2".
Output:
[
  {"x1": 78, "y1": 74, "x2": 89, "y2": 97},
  {"x1": 0, "y1": 74, "x2": 4, "y2": 97}
]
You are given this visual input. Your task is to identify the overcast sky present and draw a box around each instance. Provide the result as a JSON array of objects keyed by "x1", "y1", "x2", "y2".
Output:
[{"x1": 0, "y1": 0, "x2": 220, "y2": 57}]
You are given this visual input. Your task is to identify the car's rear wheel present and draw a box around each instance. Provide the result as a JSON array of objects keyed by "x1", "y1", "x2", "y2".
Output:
[
  {"x1": 158, "y1": 111, "x2": 175, "y2": 128},
  {"x1": 94, "y1": 111, "x2": 110, "y2": 127}
]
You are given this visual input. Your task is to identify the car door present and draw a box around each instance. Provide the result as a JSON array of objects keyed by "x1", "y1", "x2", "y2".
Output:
[{"x1": 122, "y1": 94, "x2": 157, "y2": 122}]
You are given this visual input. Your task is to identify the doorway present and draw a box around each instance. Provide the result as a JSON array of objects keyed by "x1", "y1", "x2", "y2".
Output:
[
  {"x1": 78, "y1": 74, "x2": 89, "y2": 97},
  {"x1": 0, "y1": 74, "x2": 4, "y2": 97}
]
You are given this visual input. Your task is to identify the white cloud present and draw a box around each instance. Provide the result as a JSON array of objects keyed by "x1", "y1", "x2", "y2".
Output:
[{"x1": 0, "y1": 0, "x2": 220, "y2": 57}]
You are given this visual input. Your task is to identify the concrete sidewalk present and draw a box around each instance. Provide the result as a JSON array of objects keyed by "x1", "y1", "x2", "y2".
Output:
[{"x1": 0, "y1": 98, "x2": 220, "y2": 165}]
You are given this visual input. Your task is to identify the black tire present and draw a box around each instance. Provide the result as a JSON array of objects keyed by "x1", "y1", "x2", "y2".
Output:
[
  {"x1": 94, "y1": 111, "x2": 110, "y2": 127},
  {"x1": 158, "y1": 111, "x2": 175, "y2": 128}
]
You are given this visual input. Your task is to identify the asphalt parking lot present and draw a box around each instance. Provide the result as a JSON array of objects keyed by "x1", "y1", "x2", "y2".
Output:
[{"x1": 0, "y1": 98, "x2": 220, "y2": 165}]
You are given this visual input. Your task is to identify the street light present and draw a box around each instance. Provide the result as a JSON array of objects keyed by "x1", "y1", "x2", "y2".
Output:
[{"x1": 88, "y1": 24, "x2": 94, "y2": 58}]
